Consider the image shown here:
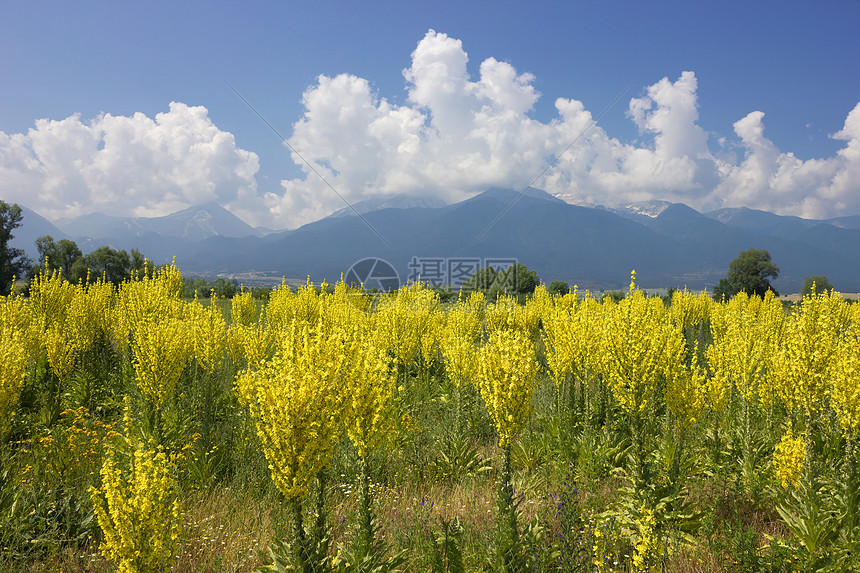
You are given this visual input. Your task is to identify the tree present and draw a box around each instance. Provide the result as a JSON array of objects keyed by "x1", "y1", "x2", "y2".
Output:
[
  {"x1": 491, "y1": 263, "x2": 539, "y2": 296},
  {"x1": 712, "y1": 248, "x2": 780, "y2": 300},
  {"x1": 80, "y1": 246, "x2": 132, "y2": 285},
  {"x1": 209, "y1": 277, "x2": 237, "y2": 298},
  {"x1": 800, "y1": 275, "x2": 833, "y2": 296},
  {"x1": 130, "y1": 249, "x2": 155, "y2": 277},
  {"x1": 35, "y1": 235, "x2": 83, "y2": 278},
  {"x1": 459, "y1": 263, "x2": 540, "y2": 299},
  {"x1": 547, "y1": 280, "x2": 570, "y2": 296},
  {"x1": 460, "y1": 266, "x2": 498, "y2": 294},
  {"x1": 0, "y1": 201, "x2": 31, "y2": 294}
]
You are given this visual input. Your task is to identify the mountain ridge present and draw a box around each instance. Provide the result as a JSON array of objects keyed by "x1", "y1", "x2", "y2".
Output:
[{"x1": 7, "y1": 191, "x2": 860, "y2": 291}]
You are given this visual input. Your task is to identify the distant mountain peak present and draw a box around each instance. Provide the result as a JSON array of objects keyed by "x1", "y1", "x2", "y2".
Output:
[
  {"x1": 55, "y1": 202, "x2": 266, "y2": 242},
  {"x1": 460, "y1": 187, "x2": 566, "y2": 207},
  {"x1": 614, "y1": 200, "x2": 673, "y2": 218},
  {"x1": 597, "y1": 200, "x2": 675, "y2": 223},
  {"x1": 326, "y1": 194, "x2": 448, "y2": 218}
]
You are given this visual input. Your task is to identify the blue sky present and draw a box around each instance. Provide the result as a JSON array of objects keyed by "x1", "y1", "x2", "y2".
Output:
[{"x1": 2, "y1": 0, "x2": 859, "y2": 229}]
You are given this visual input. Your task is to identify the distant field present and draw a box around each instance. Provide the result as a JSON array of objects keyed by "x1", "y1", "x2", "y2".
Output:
[{"x1": 780, "y1": 292, "x2": 860, "y2": 302}]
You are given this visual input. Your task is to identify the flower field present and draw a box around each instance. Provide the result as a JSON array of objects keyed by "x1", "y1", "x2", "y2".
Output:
[{"x1": 2, "y1": 265, "x2": 860, "y2": 572}]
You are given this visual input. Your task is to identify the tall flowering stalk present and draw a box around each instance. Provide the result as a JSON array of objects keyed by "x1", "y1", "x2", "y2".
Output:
[
  {"x1": 0, "y1": 324, "x2": 27, "y2": 437},
  {"x1": 90, "y1": 434, "x2": 182, "y2": 573},
  {"x1": 440, "y1": 297, "x2": 482, "y2": 432},
  {"x1": 707, "y1": 290, "x2": 784, "y2": 489},
  {"x1": 185, "y1": 295, "x2": 227, "y2": 375},
  {"x1": 343, "y1": 325, "x2": 400, "y2": 559},
  {"x1": 477, "y1": 328, "x2": 539, "y2": 570},
  {"x1": 344, "y1": 336, "x2": 396, "y2": 459},
  {"x1": 440, "y1": 299, "x2": 481, "y2": 387},
  {"x1": 131, "y1": 317, "x2": 192, "y2": 411},
  {"x1": 238, "y1": 316, "x2": 355, "y2": 568},
  {"x1": 477, "y1": 329, "x2": 539, "y2": 448},
  {"x1": 241, "y1": 320, "x2": 352, "y2": 499},
  {"x1": 542, "y1": 291, "x2": 602, "y2": 422},
  {"x1": 67, "y1": 277, "x2": 115, "y2": 353},
  {"x1": 600, "y1": 286, "x2": 683, "y2": 498},
  {"x1": 777, "y1": 289, "x2": 847, "y2": 419},
  {"x1": 831, "y1": 325, "x2": 860, "y2": 437},
  {"x1": 231, "y1": 288, "x2": 257, "y2": 328},
  {"x1": 774, "y1": 289, "x2": 848, "y2": 476},
  {"x1": 707, "y1": 291, "x2": 784, "y2": 409},
  {"x1": 600, "y1": 290, "x2": 680, "y2": 417}
]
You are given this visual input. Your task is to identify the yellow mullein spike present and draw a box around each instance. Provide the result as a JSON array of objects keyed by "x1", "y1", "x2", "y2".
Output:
[
  {"x1": 600, "y1": 290, "x2": 680, "y2": 415},
  {"x1": 440, "y1": 300, "x2": 482, "y2": 387},
  {"x1": 705, "y1": 289, "x2": 784, "y2": 410},
  {"x1": 186, "y1": 295, "x2": 227, "y2": 374},
  {"x1": 240, "y1": 318, "x2": 357, "y2": 500},
  {"x1": 132, "y1": 317, "x2": 192, "y2": 408},
  {"x1": 829, "y1": 318, "x2": 860, "y2": 433},
  {"x1": 773, "y1": 424, "x2": 805, "y2": 488},
  {"x1": 29, "y1": 266, "x2": 76, "y2": 334},
  {"x1": 344, "y1": 335, "x2": 398, "y2": 457},
  {"x1": 0, "y1": 325, "x2": 28, "y2": 436},
  {"x1": 265, "y1": 281, "x2": 297, "y2": 335},
  {"x1": 476, "y1": 329, "x2": 539, "y2": 446},
  {"x1": 231, "y1": 288, "x2": 256, "y2": 327},
  {"x1": 90, "y1": 436, "x2": 182, "y2": 573},
  {"x1": 664, "y1": 341, "x2": 708, "y2": 427},
  {"x1": 44, "y1": 325, "x2": 76, "y2": 381},
  {"x1": 774, "y1": 288, "x2": 848, "y2": 416}
]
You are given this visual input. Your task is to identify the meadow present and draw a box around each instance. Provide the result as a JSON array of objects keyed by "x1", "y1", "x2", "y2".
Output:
[{"x1": 1, "y1": 265, "x2": 859, "y2": 572}]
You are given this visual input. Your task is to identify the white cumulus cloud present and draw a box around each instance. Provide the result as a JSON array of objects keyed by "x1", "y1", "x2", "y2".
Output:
[
  {"x1": 269, "y1": 31, "x2": 860, "y2": 227},
  {"x1": 3, "y1": 30, "x2": 860, "y2": 230},
  {"x1": 712, "y1": 105, "x2": 860, "y2": 219},
  {"x1": 0, "y1": 102, "x2": 260, "y2": 222}
]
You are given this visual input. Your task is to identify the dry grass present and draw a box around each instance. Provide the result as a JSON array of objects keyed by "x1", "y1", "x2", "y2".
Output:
[
  {"x1": 173, "y1": 487, "x2": 284, "y2": 573},
  {"x1": 780, "y1": 292, "x2": 860, "y2": 302}
]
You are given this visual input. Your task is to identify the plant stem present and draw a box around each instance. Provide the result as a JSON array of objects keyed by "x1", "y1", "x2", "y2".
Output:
[
  {"x1": 291, "y1": 498, "x2": 308, "y2": 571},
  {"x1": 497, "y1": 441, "x2": 521, "y2": 572},
  {"x1": 359, "y1": 454, "x2": 372, "y2": 552}
]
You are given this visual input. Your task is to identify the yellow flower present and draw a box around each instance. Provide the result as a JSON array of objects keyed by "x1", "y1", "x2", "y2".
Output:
[
  {"x1": 344, "y1": 335, "x2": 397, "y2": 458},
  {"x1": 45, "y1": 325, "x2": 76, "y2": 381},
  {"x1": 90, "y1": 437, "x2": 182, "y2": 573},
  {"x1": 664, "y1": 344, "x2": 708, "y2": 428},
  {"x1": 830, "y1": 325, "x2": 860, "y2": 433},
  {"x1": 231, "y1": 288, "x2": 257, "y2": 327},
  {"x1": 476, "y1": 329, "x2": 539, "y2": 446},
  {"x1": 631, "y1": 503, "x2": 660, "y2": 572},
  {"x1": 132, "y1": 317, "x2": 191, "y2": 408},
  {"x1": 240, "y1": 318, "x2": 355, "y2": 500},
  {"x1": 440, "y1": 300, "x2": 482, "y2": 386},
  {"x1": 542, "y1": 293, "x2": 602, "y2": 389},
  {"x1": 774, "y1": 289, "x2": 847, "y2": 416},
  {"x1": 185, "y1": 295, "x2": 227, "y2": 373},
  {"x1": 600, "y1": 290, "x2": 680, "y2": 415},
  {"x1": 669, "y1": 288, "x2": 713, "y2": 334},
  {"x1": 706, "y1": 290, "x2": 783, "y2": 409},
  {"x1": 773, "y1": 425, "x2": 805, "y2": 488},
  {"x1": 66, "y1": 277, "x2": 115, "y2": 352},
  {"x1": 29, "y1": 266, "x2": 76, "y2": 334},
  {"x1": 0, "y1": 326, "x2": 27, "y2": 435}
]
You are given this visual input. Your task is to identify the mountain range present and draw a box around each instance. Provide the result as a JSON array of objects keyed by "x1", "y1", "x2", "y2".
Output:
[{"x1": 8, "y1": 189, "x2": 860, "y2": 292}]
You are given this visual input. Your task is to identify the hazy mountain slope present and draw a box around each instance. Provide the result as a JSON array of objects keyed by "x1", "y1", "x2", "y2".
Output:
[
  {"x1": 182, "y1": 188, "x2": 689, "y2": 290},
  {"x1": 646, "y1": 204, "x2": 860, "y2": 290},
  {"x1": 56, "y1": 202, "x2": 264, "y2": 241},
  {"x1": 9, "y1": 191, "x2": 860, "y2": 291},
  {"x1": 8, "y1": 206, "x2": 69, "y2": 260}
]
